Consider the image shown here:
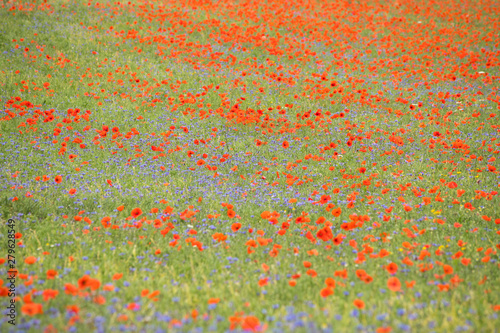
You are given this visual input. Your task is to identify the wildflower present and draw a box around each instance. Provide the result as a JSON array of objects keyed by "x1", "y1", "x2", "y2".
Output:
[
  {"x1": 25, "y1": 256, "x2": 37, "y2": 265},
  {"x1": 231, "y1": 223, "x2": 242, "y2": 232},
  {"x1": 46, "y1": 269, "x2": 58, "y2": 280},
  {"x1": 131, "y1": 208, "x2": 142, "y2": 218},
  {"x1": 386, "y1": 263, "x2": 398, "y2": 275},
  {"x1": 353, "y1": 299, "x2": 365, "y2": 309},
  {"x1": 387, "y1": 277, "x2": 401, "y2": 292},
  {"x1": 21, "y1": 303, "x2": 43, "y2": 316}
]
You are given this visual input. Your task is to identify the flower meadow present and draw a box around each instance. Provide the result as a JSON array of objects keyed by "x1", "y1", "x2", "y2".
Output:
[{"x1": 0, "y1": 0, "x2": 499, "y2": 331}]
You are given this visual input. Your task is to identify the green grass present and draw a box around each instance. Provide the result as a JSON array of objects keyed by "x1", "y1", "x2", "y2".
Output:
[{"x1": 0, "y1": 0, "x2": 499, "y2": 332}]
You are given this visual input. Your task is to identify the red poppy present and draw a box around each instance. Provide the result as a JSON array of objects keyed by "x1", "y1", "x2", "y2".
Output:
[
  {"x1": 231, "y1": 223, "x2": 242, "y2": 232},
  {"x1": 387, "y1": 277, "x2": 401, "y2": 292},
  {"x1": 306, "y1": 269, "x2": 317, "y2": 277},
  {"x1": 78, "y1": 275, "x2": 92, "y2": 289},
  {"x1": 282, "y1": 141, "x2": 289, "y2": 149},
  {"x1": 403, "y1": 205, "x2": 413, "y2": 212},
  {"x1": 353, "y1": 299, "x2": 365, "y2": 309},
  {"x1": 325, "y1": 277, "x2": 336, "y2": 288},
  {"x1": 227, "y1": 209, "x2": 236, "y2": 218},
  {"x1": 386, "y1": 262, "x2": 398, "y2": 275},
  {"x1": 42, "y1": 289, "x2": 59, "y2": 301},
  {"x1": 131, "y1": 208, "x2": 142, "y2": 218},
  {"x1": 54, "y1": 175, "x2": 62, "y2": 183},
  {"x1": 21, "y1": 303, "x2": 43, "y2": 316},
  {"x1": 363, "y1": 275, "x2": 374, "y2": 284},
  {"x1": 101, "y1": 216, "x2": 111, "y2": 228},
  {"x1": 320, "y1": 195, "x2": 330, "y2": 204},
  {"x1": 46, "y1": 269, "x2": 58, "y2": 280},
  {"x1": 356, "y1": 269, "x2": 367, "y2": 279},
  {"x1": 331, "y1": 207, "x2": 342, "y2": 217},
  {"x1": 113, "y1": 273, "x2": 123, "y2": 280},
  {"x1": 242, "y1": 316, "x2": 261, "y2": 331},
  {"x1": 25, "y1": 256, "x2": 37, "y2": 265},
  {"x1": 333, "y1": 234, "x2": 344, "y2": 245},
  {"x1": 320, "y1": 287, "x2": 334, "y2": 298},
  {"x1": 64, "y1": 283, "x2": 78, "y2": 295}
]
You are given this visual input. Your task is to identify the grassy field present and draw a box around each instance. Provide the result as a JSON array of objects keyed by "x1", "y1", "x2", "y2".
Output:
[{"x1": 0, "y1": 0, "x2": 499, "y2": 331}]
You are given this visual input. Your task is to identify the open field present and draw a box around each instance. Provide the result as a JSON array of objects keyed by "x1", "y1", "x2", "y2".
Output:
[{"x1": 0, "y1": 0, "x2": 499, "y2": 331}]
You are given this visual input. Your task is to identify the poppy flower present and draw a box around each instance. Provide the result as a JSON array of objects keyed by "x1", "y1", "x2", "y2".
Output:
[
  {"x1": 78, "y1": 275, "x2": 92, "y2": 289},
  {"x1": 93, "y1": 295, "x2": 106, "y2": 305},
  {"x1": 241, "y1": 316, "x2": 261, "y2": 332},
  {"x1": 113, "y1": 273, "x2": 123, "y2": 280},
  {"x1": 227, "y1": 209, "x2": 236, "y2": 218},
  {"x1": 25, "y1": 256, "x2": 37, "y2": 265},
  {"x1": 282, "y1": 140, "x2": 289, "y2": 149},
  {"x1": 54, "y1": 175, "x2": 62, "y2": 183},
  {"x1": 363, "y1": 275, "x2": 374, "y2": 284},
  {"x1": 325, "y1": 277, "x2": 336, "y2": 288},
  {"x1": 67, "y1": 305, "x2": 80, "y2": 314},
  {"x1": 319, "y1": 195, "x2": 330, "y2": 204},
  {"x1": 331, "y1": 207, "x2": 342, "y2": 217},
  {"x1": 333, "y1": 234, "x2": 344, "y2": 245},
  {"x1": 387, "y1": 277, "x2": 401, "y2": 292},
  {"x1": 64, "y1": 283, "x2": 78, "y2": 295},
  {"x1": 131, "y1": 208, "x2": 142, "y2": 218},
  {"x1": 101, "y1": 216, "x2": 111, "y2": 228},
  {"x1": 21, "y1": 303, "x2": 43, "y2": 316},
  {"x1": 320, "y1": 287, "x2": 334, "y2": 298},
  {"x1": 46, "y1": 269, "x2": 58, "y2": 279},
  {"x1": 386, "y1": 262, "x2": 398, "y2": 275},
  {"x1": 260, "y1": 211, "x2": 271, "y2": 219},
  {"x1": 231, "y1": 223, "x2": 242, "y2": 232},
  {"x1": 356, "y1": 269, "x2": 367, "y2": 279},
  {"x1": 353, "y1": 299, "x2": 365, "y2": 309},
  {"x1": 42, "y1": 289, "x2": 59, "y2": 301},
  {"x1": 306, "y1": 269, "x2": 317, "y2": 277}
]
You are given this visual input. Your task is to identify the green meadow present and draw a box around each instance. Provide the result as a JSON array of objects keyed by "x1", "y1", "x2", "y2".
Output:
[{"x1": 0, "y1": 0, "x2": 499, "y2": 331}]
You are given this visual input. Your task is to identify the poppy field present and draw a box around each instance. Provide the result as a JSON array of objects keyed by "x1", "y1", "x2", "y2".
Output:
[{"x1": 1, "y1": 0, "x2": 499, "y2": 331}]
